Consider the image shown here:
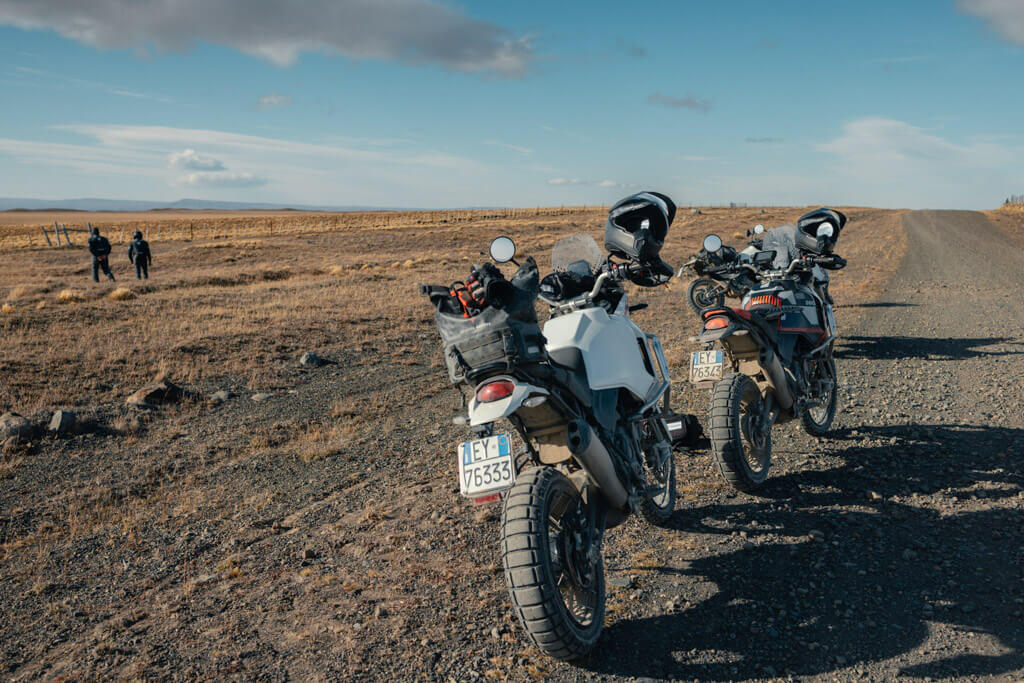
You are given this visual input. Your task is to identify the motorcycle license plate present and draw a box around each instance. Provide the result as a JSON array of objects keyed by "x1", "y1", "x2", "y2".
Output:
[
  {"x1": 458, "y1": 433, "x2": 515, "y2": 499},
  {"x1": 690, "y1": 350, "x2": 724, "y2": 382}
]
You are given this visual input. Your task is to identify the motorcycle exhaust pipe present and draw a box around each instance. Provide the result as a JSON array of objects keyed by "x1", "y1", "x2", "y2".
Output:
[
  {"x1": 565, "y1": 420, "x2": 629, "y2": 510},
  {"x1": 761, "y1": 349, "x2": 794, "y2": 411}
]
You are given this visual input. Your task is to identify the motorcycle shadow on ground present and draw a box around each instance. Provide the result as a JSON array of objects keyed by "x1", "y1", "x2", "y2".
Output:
[
  {"x1": 835, "y1": 301, "x2": 918, "y2": 309},
  {"x1": 834, "y1": 335, "x2": 1024, "y2": 361},
  {"x1": 580, "y1": 423, "x2": 1024, "y2": 680}
]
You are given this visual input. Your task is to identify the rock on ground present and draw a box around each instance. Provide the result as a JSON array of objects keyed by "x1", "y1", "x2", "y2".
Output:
[
  {"x1": 126, "y1": 381, "x2": 183, "y2": 408},
  {"x1": 48, "y1": 410, "x2": 77, "y2": 434},
  {"x1": 0, "y1": 412, "x2": 32, "y2": 442},
  {"x1": 299, "y1": 351, "x2": 325, "y2": 367}
]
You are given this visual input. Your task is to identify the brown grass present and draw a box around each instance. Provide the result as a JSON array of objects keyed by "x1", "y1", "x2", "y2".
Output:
[
  {"x1": 0, "y1": 303, "x2": 12, "y2": 314},
  {"x1": 56, "y1": 288, "x2": 84, "y2": 304},
  {"x1": 107, "y1": 287, "x2": 135, "y2": 300},
  {"x1": 986, "y1": 204, "x2": 1024, "y2": 249}
]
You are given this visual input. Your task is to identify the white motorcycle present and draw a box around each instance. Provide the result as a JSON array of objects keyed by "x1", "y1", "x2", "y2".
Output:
[{"x1": 422, "y1": 207, "x2": 695, "y2": 658}]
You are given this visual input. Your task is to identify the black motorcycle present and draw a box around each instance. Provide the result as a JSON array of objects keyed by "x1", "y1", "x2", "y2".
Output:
[
  {"x1": 679, "y1": 225, "x2": 767, "y2": 313},
  {"x1": 685, "y1": 209, "x2": 848, "y2": 491}
]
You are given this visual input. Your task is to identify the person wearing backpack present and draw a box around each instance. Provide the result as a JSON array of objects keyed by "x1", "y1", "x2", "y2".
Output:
[
  {"x1": 88, "y1": 227, "x2": 115, "y2": 282},
  {"x1": 128, "y1": 230, "x2": 152, "y2": 279}
]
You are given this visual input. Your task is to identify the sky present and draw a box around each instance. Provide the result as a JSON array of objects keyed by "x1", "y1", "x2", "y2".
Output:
[{"x1": 0, "y1": 0, "x2": 1022, "y2": 209}]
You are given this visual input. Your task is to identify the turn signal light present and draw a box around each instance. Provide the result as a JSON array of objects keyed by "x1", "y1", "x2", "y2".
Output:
[
  {"x1": 476, "y1": 379, "x2": 515, "y2": 402},
  {"x1": 704, "y1": 316, "x2": 729, "y2": 330}
]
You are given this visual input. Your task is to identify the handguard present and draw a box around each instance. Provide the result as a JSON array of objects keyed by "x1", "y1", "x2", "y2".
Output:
[{"x1": 628, "y1": 259, "x2": 674, "y2": 287}]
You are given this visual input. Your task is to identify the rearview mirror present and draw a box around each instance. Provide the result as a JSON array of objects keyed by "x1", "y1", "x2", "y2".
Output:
[
  {"x1": 753, "y1": 224, "x2": 765, "y2": 235},
  {"x1": 489, "y1": 236, "x2": 516, "y2": 263},
  {"x1": 703, "y1": 234, "x2": 723, "y2": 252}
]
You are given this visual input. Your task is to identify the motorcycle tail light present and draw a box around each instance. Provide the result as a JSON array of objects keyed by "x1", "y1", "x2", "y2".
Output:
[
  {"x1": 476, "y1": 379, "x2": 515, "y2": 402},
  {"x1": 704, "y1": 316, "x2": 729, "y2": 330}
]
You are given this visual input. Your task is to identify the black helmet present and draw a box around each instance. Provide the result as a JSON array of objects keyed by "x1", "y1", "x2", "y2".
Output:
[
  {"x1": 604, "y1": 191, "x2": 676, "y2": 263},
  {"x1": 795, "y1": 208, "x2": 845, "y2": 254},
  {"x1": 133, "y1": 230, "x2": 143, "y2": 240}
]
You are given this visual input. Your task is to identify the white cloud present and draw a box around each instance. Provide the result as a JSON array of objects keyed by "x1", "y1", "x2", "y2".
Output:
[
  {"x1": 56, "y1": 124, "x2": 475, "y2": 169},
  {"x1": 257, "y1": 93, "x2": 291, "y2": 109},
  {"x1": 167, "y1": 148, "x2": 224, "y2": 171},
  {"x1": 11, "y1": 65, "x2": 173, "y2": 102},
  {"x1": 959, "y1": 0, "x2": 1024, "y2": 46},
  {"x1": 647, "y1": 92, "x2": 711, "y2": 113},
  {"x1": 175, "y1": 171, "x2": 266, "y2": 188},
  {"x1": 484, "y1": 140, "x2": 533, "y2": 155},
  {"x1": 547, "y1": 178, "x2": 635, "y2": 189},
  {"x1": 0, "y1": 136, "x2": 163, "y2": 177},
  {"x1": 0, "y1": 0, "x2": 534, "y2": 76},
  {"x1": 0, "y1": 122, "x2": 499, "y2": 205},
  {"x1": 817, "y1": 117, "x2": 1019, "y2": 208}
]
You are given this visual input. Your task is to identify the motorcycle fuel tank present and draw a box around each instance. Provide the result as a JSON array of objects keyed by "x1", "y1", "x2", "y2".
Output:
[{"x1": 543, "y1": 307, "x2": 657, "y2": 401}]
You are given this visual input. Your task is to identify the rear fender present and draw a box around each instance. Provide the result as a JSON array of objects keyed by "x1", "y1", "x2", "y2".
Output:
[
  {"x1": 699, "y1": 308, "x2": 763, "y2": 350},
  {"x1": 468, "y1": 376, "x2": 550, "y2": 426}
]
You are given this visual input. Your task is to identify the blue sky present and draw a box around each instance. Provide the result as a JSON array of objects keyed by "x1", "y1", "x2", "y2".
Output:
[{"x1": 0, "y1": 0, "x2": 1022, "y2": 209}]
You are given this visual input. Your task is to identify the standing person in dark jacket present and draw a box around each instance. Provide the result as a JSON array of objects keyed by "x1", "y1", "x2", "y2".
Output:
[
  {"x1": 88, "y1": 228, "x2": 115, "y2": 282},
  {"x1": 128, "y1": 231, "x2": 152, "y2": 279}
]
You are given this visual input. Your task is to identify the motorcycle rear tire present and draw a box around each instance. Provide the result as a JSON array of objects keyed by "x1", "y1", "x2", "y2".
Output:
[
  {"x1": 501, "y1": 466, "x2": 605, "y2": 660},
  {"x1": 687, "y1": 278, "x2": 725, "y2": 313},
  {"x1": 710, "y1": 373, "x2": 772, "y2": 492}
]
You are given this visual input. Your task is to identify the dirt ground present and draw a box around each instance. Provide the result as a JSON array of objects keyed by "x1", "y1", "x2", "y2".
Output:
[{"x1": 2, "y1": 206, "x2": 1021, "y2": 680}]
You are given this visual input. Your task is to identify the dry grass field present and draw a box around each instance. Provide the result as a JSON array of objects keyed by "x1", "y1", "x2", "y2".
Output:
[
  {"x1": 0, "y1": 206, "x2": 911, "y2": 679},
  {"x1": 987, "y1": 203, "x2": 1024, "y2": 248},
  {"x1": 0, "y1": 205, "x2": 903, "y2": 413},
  {"x1": 0, "y1": 207, "x2": 584, "y2": 250}
]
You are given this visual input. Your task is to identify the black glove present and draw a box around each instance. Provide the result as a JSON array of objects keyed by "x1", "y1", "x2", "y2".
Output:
[
  {"x1": 628, "y1": 259, "x2": 673, "y2": 287},
  {"x1": 466, "y1": 263, "x2": 514, "y2": 309}
]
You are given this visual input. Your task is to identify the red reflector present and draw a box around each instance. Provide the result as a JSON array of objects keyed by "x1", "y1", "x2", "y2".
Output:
[
  {"x1": 476, "y1": 379, "x2": 515, "y2": 402},
  {"x1": 704, "y1": 316, "x2": 729, "y2": 330},
  {"x1": 473, "y1": 493, "x2": 501, "y2": 505}
]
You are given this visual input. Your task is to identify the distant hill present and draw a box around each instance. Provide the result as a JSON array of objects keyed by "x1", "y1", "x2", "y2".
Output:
[{"x1": 0, "y1": 197, "x2": 406, "y2": 212}]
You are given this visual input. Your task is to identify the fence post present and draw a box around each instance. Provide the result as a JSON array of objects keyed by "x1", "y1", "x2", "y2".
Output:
[
  {"x1": 40, "y1": 226, "x2": 53, "y2": 247},
  {"x1": 61, "y1": 224, "x2": 72, "y2": 245},
  {"x1": 53, "y1": 221, "x2": 63, "y2": 246}
]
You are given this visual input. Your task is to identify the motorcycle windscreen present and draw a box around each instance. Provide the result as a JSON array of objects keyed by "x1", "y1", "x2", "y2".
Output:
[{"x1": 551, "y1": 233, "x2": 604, "y2": 274}]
